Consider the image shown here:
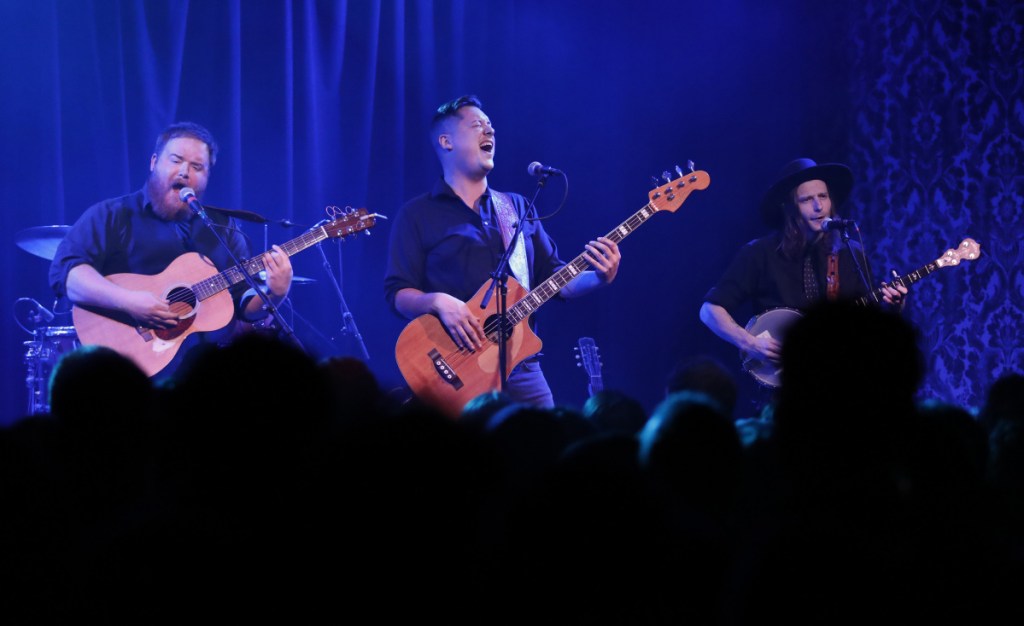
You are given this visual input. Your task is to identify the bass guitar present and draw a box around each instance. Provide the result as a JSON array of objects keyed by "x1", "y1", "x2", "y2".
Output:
[
  {"x1": 741, "y1": 237, "x2": 981, "y2": 387},
  {"x1": 395, "y1": 164, "x2": 710, "y2": 416},
  {"x1": 73, "y1": 209, "x2": 379, "y2": 376}
]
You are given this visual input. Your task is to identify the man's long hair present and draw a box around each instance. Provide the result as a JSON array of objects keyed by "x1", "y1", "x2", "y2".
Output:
[{"x1": 776, "y1": 190, "x2": 841, "y2": 260}]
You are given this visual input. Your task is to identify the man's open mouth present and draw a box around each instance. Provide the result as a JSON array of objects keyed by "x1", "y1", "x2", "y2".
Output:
[{"x1": 481, "y1": 142, "x2": 494, "y2": 153}]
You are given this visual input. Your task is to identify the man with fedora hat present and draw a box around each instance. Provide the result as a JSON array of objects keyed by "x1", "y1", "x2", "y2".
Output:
[{"x1": 699, "y1": 158, "x2": 907, "y2": 364}]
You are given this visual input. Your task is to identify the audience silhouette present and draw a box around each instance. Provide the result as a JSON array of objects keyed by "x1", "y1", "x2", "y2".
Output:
[{"x1": 2, "y1": 310, "x2": 1021, "y2": 623}]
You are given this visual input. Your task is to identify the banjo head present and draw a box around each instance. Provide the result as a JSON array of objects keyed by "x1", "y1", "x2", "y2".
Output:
[{"x1": 741, "y1": 308, "x2": 804, "y2": 388}]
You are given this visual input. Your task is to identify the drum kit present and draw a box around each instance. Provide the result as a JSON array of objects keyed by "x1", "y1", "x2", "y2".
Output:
[
  {"x1": 15, "y1": 225, "x2": 75, "y2": 415},
  {"x1": 14, "y1": 224, "x2": 316, "y2": 415}
]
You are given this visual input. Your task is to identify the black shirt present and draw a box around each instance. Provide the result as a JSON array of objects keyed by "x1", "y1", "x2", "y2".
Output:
[
  {"x1": 384, "y1": 178, "x2": 567, "y2": 312},
  {"x1": 49, "y1": 187, "x2": 253, "y2": 325},
  {"x1": 704, "y1": 231, "x2": 873, "y2": 323}
]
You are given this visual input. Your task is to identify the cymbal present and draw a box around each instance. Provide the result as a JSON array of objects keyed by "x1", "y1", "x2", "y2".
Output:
[
  {"x1": 15, "y1": 225, "x2": 71, "y2": 260},
  {"x1": 292, "y1": 275, "x2": 316, "y2": 285}
]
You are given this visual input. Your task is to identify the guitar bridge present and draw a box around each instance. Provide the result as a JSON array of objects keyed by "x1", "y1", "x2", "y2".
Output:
[{"x1": 428, "y1": 349, "x2": 464, "y2": 390}]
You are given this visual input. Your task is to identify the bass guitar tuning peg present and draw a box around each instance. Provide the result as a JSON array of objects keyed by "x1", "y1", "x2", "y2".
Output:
[
  {"x1": 687, "y1": 160, "x2": 695, "y2": 173},
  {"x1": 662, "y1": 171, "x2": 673, "y2": 184},
  {"x1": 650, "y1": 176, "x2": 661, "y2": 188}
]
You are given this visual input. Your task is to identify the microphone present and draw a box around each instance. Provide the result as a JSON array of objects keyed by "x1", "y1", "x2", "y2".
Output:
[
  {"x1": 527, "y1": 161, "x2": 562, "y2": 177},
  {"x1": 179, "y1": 187, "x2": 206, "y2": 217},
  {"x1": 27, "y1": 298, "x2": 55, "y2": 323},
  {"x1": 820, "y1": 217, "x2": 857, "y2": 232}
]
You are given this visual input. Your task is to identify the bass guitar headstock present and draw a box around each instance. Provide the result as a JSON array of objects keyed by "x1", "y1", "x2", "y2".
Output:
[{"x1": 647, "y1": 160, "x2": 711, "y2": 213}]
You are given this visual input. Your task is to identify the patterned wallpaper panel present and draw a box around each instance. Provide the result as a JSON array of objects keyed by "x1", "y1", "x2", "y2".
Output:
[{"x1": 848, "y1": 0, "x2": 1023, "y2": 408}]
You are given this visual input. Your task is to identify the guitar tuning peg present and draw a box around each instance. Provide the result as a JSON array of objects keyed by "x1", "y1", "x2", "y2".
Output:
[
  {"x1": 650, "y1": 176, "x2": 660, "y2": 188},
  {"x1": 662, "y1": 171, "x2": 673, "y2": 184},
  {"x1": 687, "y1": 160, "x2": 695, "y2": 173}
]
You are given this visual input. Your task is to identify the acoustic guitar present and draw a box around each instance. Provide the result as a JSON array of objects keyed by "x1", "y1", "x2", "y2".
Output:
[
  {"x1": 574, "y1": 336, "x2": 604, "y2": 398},
  {"x1": 741, "y1": 237, "x2": 981, "y2": 387},
  {"x1": 73, "y1": 209, "x2": 378, "y2": 376},
  {"x1": 395, "y1": 165, "x2": 710, "y2": 416}
]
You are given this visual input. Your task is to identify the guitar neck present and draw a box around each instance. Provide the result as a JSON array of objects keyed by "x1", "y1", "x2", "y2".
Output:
[
  {"x1": 855, "y1": 261, "x2": 939, "y2": 306},
  {"x1": 589, "y1": 375, "x2": 604, "y2": 396},
  {"x1": 506, "y1": 202, "x2": 660, "y2": 324},
  {"x1": 191, "y1": 224, "x2": 333, "y2": 301}
]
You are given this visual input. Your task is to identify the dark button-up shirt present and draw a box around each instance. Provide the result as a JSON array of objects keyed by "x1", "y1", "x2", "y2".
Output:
[
  {"x1": 50, "y1": 186, "x2": 252, "y2": 318},
  {"x1": 47, "y1": 187, "x2": 267, "y2": 381},
  {"x1": 384, "y1": 178, "x2": 567, "y2": 312},
  {"x1": 704, "y1": 231, "x2": 873, "y2": 323}
]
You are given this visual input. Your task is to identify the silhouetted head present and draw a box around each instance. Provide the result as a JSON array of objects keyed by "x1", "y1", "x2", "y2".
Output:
[
  {"x1": 776, "y1": 300, "x2": 923, "y2": 428},
  {"x1": 582, "y1": 390, "x2": 648, "y2": 435},
  {"x1": 460, "y1": 390, "x2": 515, "y2": 432},
  {"x1": 172, "y1": 333, "x2": 330, "y2": 421},
  {"x1": 639, "y1": 391, "x2": 741, "y2": 513},
  {"x1": 319, "y1": 355, "x2": 387, "y2": 422},
  {"x1": 980, "y1": 373, "x2": 1024, "y2": 432},
  {"x1": 49, "y1": 345, "x2": 153, "y2": 424},
  {"x1": 666, "y1": 355, "x2": 738, "y2": 418}
]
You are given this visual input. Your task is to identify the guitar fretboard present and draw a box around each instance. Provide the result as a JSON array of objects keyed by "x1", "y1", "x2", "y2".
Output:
[
  {"x1": 191, "y1": 225, "x2": 334, "y2": 301},
  {"x1": 506, "y1": 202, "x2": 661, "y2": 325},
  {"x1": 855, "y1": 262, "x2": 938, "y2": 306}
]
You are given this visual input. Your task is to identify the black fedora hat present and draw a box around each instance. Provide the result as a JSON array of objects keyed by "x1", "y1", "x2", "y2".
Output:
[{"x1": 759, "y1": 158, "x2": 854, "y2": 228}]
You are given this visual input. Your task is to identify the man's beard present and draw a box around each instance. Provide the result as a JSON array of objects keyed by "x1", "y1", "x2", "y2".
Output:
[{"x1": 146, "y1": 174, "x2": 191, "y2": 221}]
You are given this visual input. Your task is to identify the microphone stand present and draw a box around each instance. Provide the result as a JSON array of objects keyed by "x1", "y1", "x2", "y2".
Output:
[
  {"x1": 314, "y1": 237, "x2": 370, "y2": 360},
  {"x1": 260, "y1": 217, "x2": 298, "y2": 333},
  {"x1": 188, "y1": 200, "x2": 305, "y2": 353},
  {"x1": 837, "y1": 223, "x2": 875, "y2": 301},
  {"x1": 479, "y1": 175, "x2": 547, "y2": 391}
]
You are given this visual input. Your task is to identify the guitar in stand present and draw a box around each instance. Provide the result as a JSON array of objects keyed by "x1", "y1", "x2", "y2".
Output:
[
  {"x1": 741, "y1": 237, "x2": 981, "y2": 387},
  {"x1": 574, "y1": 337, "x2": 604, "y2": 397},
  {"x1": 395, "y1": 163, "x2": 711, "y2": 416},
  {"x1": 73, "y1": 209, "x2": 379, "y2": 377}
]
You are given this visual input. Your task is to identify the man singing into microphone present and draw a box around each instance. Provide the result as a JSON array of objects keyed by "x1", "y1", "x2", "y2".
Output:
[
  {"x1": 384, "y1": 95, "x2": 621, "y2": 407},
  {"x1": 49, "y1": 122, "x2": 293, "y2": 377},
  {"x1": 699, "y1": 158, "x2": 907, "y2": 365}
]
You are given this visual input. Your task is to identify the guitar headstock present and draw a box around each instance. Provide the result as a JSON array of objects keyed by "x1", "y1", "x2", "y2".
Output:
[
  {"x1": 935, "y1": 237, "x2": 981, "y2": 268},
  {"x1": 647, "y1": 161, "x2": 711, "y2": 213},
  {"x1": 322, "y1": 208, "x2": 380, "y2": 239},
  {"x1": 575, "y1": 337, "x2": 602, "y2": 378}
]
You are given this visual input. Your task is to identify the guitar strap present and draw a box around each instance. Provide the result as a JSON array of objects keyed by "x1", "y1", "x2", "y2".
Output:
[
  {"x1": 826, "y1": 251, "x2": 839, "y2": 300},
  {"x1": 490, "y1": 190, "x2": 531, "y2": 290}
]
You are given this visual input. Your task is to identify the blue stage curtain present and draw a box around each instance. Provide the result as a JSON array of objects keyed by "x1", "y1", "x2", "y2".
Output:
[{"x1": 0, "y1": 0, "x2": 1019, "y2": 422}]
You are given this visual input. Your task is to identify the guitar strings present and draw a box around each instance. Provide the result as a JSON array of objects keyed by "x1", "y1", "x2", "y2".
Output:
[{"x1": 145, "y1": 216, "x2": 373, "y2": 314}]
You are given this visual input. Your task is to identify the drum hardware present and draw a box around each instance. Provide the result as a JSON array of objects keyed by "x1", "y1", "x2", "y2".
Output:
[
  {"x1": 23, "y1": 326, "x2": 80, "y2": 415},
  {"x1": 15, "y1": 225, "x2": 71, "y2": 260},
  {"x1": 15, "y1": 297, "x2": 79, "y2": 415}
]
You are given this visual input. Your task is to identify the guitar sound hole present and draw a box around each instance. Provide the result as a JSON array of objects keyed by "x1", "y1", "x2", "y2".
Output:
[
  {"x1": 166, "y1": 286, "x2": 198, "y2": 319},
  {"x1": 483, "y1": 314, "x2": 513, "y2": 343}
]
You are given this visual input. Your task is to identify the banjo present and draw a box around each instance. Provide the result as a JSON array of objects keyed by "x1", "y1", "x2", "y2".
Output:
[{"x1": 741, "y1": 237, "x2": 981, "y2": 387}]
